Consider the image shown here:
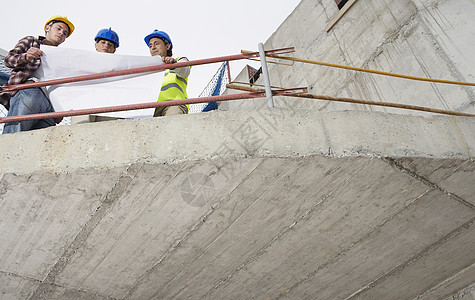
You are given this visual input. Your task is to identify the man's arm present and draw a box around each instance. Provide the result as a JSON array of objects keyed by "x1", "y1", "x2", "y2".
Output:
[
  {"x1": 4, "y1": 36, "x2": 40, "y2": 69},
  {"x1": 174, "y1": 57, "x2": 190, "y2": 78},
  {"x1": 162, "y1": 56, "x2": 191, "y2": 78}
]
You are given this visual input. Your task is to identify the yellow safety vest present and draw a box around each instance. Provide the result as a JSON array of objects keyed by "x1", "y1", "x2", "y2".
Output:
[{"x1": 158, "y1": 56, "x2": 189, "y2": 112}]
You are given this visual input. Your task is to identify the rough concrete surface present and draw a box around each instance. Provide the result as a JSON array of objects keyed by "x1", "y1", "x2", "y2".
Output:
[
  {"x1": 1, "y1": 0, "x2": 474, "y2": 298},
  {"x1": 0, "y1": 109, "x2": 474, "y2": 299},
  {"x1": 222, "y1": 0, "x2": 475, "y2": 115}
]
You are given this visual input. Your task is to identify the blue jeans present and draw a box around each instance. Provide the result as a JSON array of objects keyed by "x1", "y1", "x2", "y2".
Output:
[{"x1": 2, "y1": 88, "x2": 56, "y2": 134}]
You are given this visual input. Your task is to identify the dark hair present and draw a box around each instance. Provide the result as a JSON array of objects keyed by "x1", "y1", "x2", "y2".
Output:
[
  {"x1": 96, "y1": 38, "x2": 118, "y2": 48},
  {"x1": 47, "y1": 20, "x2": 71, "y2": 34},
  {"x1": 158, "y1": 37, "x2": 173, "y2": 57}
]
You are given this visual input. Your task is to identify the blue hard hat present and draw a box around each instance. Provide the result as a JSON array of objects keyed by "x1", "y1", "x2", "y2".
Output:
[
  {"x1": 144, "y1": 29, "x2": 172, "y2": 51},
  {"x1": 95, "y1": 28, "x2": 119, "y2": 47}
]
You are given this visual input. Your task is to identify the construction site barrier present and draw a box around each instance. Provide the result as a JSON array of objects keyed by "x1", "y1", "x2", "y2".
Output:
[
  {"x1": 1, "y1": 46, "x2": 473, "y2": 126},
  {"x1": 0, "y1": 88, "x2": 306, "y2": 124},
  {"x1": 0, "y1": 48, "x2": 295, "y2": 93}
]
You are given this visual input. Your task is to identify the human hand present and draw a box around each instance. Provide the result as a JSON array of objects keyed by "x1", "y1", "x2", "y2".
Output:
[
  {"x1": 162, "y1": 56, "x2": 176, "y2": 64},
  {"x1": 25, "y1": 47, "x2": 43, "y2": 62},
  {"x1": 55, "y1": 117, "x2": 63, "y2": 124}
]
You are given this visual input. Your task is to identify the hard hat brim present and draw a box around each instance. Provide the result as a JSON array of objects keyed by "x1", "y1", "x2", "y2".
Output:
[
  {"x1": 45, "y1": 16, "x2": 75, "y2": 37},
  {"x1": 144, "y1": 30, "x2": 172, "y2": 51}
]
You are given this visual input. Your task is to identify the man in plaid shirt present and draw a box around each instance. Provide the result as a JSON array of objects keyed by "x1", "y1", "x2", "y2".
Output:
[{"x1": 1, "y1": 16, "x2": 74, "y2": 134}]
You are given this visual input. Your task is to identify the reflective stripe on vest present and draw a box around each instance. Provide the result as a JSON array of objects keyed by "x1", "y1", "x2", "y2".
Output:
[{"x1": 158, "y1": 56, "x2": 189, "y2": 111}]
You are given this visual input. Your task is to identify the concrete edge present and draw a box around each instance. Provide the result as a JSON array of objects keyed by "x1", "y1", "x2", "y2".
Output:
[{"x1": 0, "y1": 109, "x2": 473, "y2": 175}]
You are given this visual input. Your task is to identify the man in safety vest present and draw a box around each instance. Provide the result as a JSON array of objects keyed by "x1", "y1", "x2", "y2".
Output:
[
  {"x1": 1, "y1": 15, "x2": 74, "y2": 134},
  {"x1": 144, "y1": 30, "x2": 190, "y2": 117},
  {"x1": 71, "y1": 28, "x2": 120, "y2": 125}
]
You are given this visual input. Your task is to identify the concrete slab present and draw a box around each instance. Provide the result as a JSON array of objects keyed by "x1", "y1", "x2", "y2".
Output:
[
  {"x1": 397, "y1": 158, "x2": 475, "y2": 205},
  {"x1": 1, "y1": 0, "x2": 474, "y2": 298},
  {"x1": 0, "y1": 109, "x2": 473, "y2": 299},
  {"x1": 0, "y1": 110, "x2": 473, "y2": 175},
  {"x1": 0, "y1": 272, "x2": 40, "y2": 300},
  {"x1": 0, "y1": 169, "x2": 125, "y2": 280},
  {"x1": 275, "y1": 190, "x2": 473, "y2": 299},
  {"x1": 351, "y1": 220, "x2": 475, "y2": 299}
]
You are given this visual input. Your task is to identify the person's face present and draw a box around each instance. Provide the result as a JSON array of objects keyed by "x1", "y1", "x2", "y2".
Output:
[
  {"x1": 148, "y1": 37, "x2": 170, "y2": 57},
  {"x1": 45, "y1": 22, "x2": 69, "y2": 46},
  {"x1": 95, "y1": 39, "x2": 116, "y2": 54}
]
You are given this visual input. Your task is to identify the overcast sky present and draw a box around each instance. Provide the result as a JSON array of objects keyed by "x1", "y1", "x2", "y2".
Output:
[{"x1": 0, "y1": 0, "x2": 301, "y2": 98}]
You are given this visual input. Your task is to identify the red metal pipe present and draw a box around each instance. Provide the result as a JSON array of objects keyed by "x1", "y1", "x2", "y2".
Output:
[
  {"x1": 1, "y1": 47, "x2": 294, "y2": 93},
  {"x1": 1, "y1": 53, "x2": 255, "y2": 93},
  {"x1": 0, "y1": 91, "x2": 266, "y2": 123}
]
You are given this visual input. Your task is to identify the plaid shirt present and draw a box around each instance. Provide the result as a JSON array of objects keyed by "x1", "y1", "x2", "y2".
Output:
[{"x1": 0, "y1": 36, "x2": 46, "y2": 110}]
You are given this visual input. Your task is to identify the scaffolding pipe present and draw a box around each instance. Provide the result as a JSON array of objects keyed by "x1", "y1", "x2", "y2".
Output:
[
  {"x1": 226, "y1": 84, "x2": 475, "y2": 117},
  {"x1": 0, "y1": 53, "x2": 254, "y2": 93},
  {"x1": 258, "y1": 43, "x2": 274, "y2": 108},
  {"x1": 264, "y1": 53, "x2": 475, "y2": 87},
  {"x1": 0, "y1": 47, "x2": 294, "y2": 93},
  {"x1": 0, "y1": 90, "x2": 290, "y2": 124}
]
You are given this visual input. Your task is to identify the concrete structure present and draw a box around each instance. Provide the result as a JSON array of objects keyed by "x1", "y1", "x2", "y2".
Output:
[
  {"x1": 222, "y1": 0, "x2": 475, "y2": 116},
  {"x1": 0, "y1": 110, "x2": 474, "y2": 299},
  {"x1": 0, "y1": 0, "x2": 474, "y2": 299}
]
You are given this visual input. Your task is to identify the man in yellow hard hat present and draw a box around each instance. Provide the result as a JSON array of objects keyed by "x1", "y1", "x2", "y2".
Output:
[{"x1": 1, "y1": 16, "x2": 74, "y2": 134}]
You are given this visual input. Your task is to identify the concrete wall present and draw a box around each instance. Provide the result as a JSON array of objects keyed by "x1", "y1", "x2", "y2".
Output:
[
  {"x1": 0, "y1": 110, "x2": 474, "y2": 299},
  {"x1": 1, "y1": 1, "x2": 474, "y2": 299},
  {"x1": 221, "y1": 0, "x2": 475, "y2": 115},
  {"x1": 1, "y1": 110, "x2": 473, "y2": 175}
]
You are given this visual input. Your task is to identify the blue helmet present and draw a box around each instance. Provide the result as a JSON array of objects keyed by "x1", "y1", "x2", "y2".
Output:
[
  {"x1": 144, "y1": 30, "x2": 172, "y2": 51},
  {"x1": 95, "y1": 28, "x2": 119, "y2": 48}
]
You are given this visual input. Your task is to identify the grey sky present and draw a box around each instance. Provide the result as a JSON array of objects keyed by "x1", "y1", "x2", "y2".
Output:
[{"x1": 0, "y1": 0, "x2": 301, "y2": 98}]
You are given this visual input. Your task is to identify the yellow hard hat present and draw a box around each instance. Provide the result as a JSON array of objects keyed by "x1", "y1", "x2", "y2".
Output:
[{"x1": 44, "y1": 16, "x2": 75, "y2": 37}]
